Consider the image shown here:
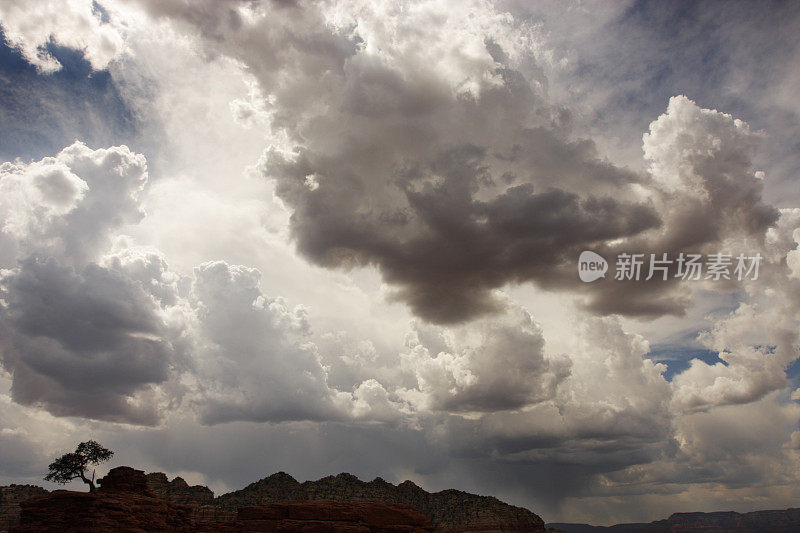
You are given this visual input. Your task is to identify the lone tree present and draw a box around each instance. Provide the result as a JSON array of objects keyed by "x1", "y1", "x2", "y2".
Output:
[{"x1": 44, "y1": 440, "x2": 113, "y2": 492}]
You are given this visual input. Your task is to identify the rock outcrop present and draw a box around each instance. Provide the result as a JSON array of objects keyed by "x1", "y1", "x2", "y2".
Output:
[
  {"x1": 97, "y1": 465, "x2": 152, "y2": 494},
  {"x1": 0, "y1": 485, "x2": 48, "y2": 532},
  {"x1": 197, "y1": 500, "x2": 434, "y2": 532},
  {"x1": 14, "y1": 466, "x2": 195, "y2": 532},
  {"x1": 213, "y1": 471, "x2": 546, "y2": 532},
  {"x1": 145, "y1": 471, "x2": 229, "y2": 522},
  {"x1": 146, "y1": 472, "x2": 214, "y2": 508},
  {"x1": 146, "y1": 472, "x2": 235, "y2": 523}
]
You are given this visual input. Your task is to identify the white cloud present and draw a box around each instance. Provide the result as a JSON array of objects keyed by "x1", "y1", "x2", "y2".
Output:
[
  {"x1": 186, "y1": 260, "x2": 350, "y2": 425},
  {"x1": 0, "y1": 0, "x2": 125, "y2": 73},
  {"x1": 643, "y1": 95, "x2": 777, "y2": 241},
  {"x1": 400, "y1": 304, "x2": 570, "y2": 413},
  {"x1": 670, "y1": 206, "x2": 800, "y2": 414},
  {"x1": 0, "y1": 141, "x2": 147, "y2": 268}
]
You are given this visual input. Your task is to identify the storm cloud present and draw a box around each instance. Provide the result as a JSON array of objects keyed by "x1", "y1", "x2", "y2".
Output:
[{"x1": 133, "y1": 0, "x2": 784, "y2": 325}]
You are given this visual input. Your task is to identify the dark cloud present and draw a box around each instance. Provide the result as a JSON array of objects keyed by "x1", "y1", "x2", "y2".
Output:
[
  {"x1": 0, "y1": 395, "x2": 50, "y2": 478},
  {"x1": 104, "y1": 0, "x2": 668, "y2": 323},
  {"x1": 142, "y1": 1, "x2": 778, "y2": 324},
  {"x1": 264, "y1": 143, "x2": 660, "y2": 323},
  {"x1": 0, "y1": 257, "x2": 176, "y2": 424},
  {"x1": 259, "y1": 92, "x2": 662, "y2": 324}
]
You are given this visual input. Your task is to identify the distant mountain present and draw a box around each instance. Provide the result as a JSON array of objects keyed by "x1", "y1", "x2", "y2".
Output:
[{"x1": 548, "y1": 508, "x2": 800, "y2": 533}]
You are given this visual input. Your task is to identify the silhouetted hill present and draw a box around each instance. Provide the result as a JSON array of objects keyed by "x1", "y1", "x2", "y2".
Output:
[
  {"x1": 213, "y1": 471, "x2": 546, "y2": 532},
  {"x1": 12, "y1": 467, "x2": 435, "y2": 532}
]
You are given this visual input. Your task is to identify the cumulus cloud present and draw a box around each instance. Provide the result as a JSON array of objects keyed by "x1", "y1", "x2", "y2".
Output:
[
  {"x1": 0, "y1": 141, "x2": 148, "y2": 268},
  {"x1": 672, "y1": 304, "x2": 794, "y2": 413},
  {"x1": 0, "y1": 141, "x2": 411, "y2": 427},
  {"x1": 581, "y1": 95, "x2": 780, "y2": 316},
  {"x1": 0, "y1": 256, "x2": 180, "y2": 424},
  {"x1": 400, "y1": 304, "x2": 570, "y2": 412},
  {"x1": 643, "y1": 95, "x2": 778, "y2": 245},
  {"x1": 0, "y1": 156, "x2": 87, "y2": 265},
  {"x1": 409, "y1": 314, "x2": 673, "y2": 483},
  {"x1": 0, "y1": 143, "x2": 179, "y2": 424},
  {"x1": 670, "y1": 206, "x2": 800, "y2": 414},
  {"x1": 187, "y1": 260, "x2": 350, "y2": 425}
]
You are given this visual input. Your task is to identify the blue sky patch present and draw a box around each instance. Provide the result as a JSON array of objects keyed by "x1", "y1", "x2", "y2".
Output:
[{"x1": 0, "y1": 30, "x2": 136, "y2": 162}]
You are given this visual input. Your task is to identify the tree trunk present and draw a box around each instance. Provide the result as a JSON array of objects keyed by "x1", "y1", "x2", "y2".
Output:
[{"x1": 79, "y1": 471, "x2": 96, "y2": 492}]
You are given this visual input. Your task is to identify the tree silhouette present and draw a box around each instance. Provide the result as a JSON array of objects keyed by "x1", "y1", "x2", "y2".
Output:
[{"x1": 44, "y1": 441, "x2": 114, "y2": 492}]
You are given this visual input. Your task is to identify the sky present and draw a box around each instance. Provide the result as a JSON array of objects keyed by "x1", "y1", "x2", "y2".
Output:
[{"x1": 1, "y1": 0, "x2": 800, "y2": 526}]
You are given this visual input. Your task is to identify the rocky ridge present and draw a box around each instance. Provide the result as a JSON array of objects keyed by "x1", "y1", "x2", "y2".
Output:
[
  {"x1": 212, "y1": 471, "x2": 546, "y2": 532},
  {"x1": 145, "y1": 472, "x2": 233, "y2": 522},
  {"x1": 1, "y1": 468, "x2": 549, "y2": 532},
  {"x1": 11, "y1": 466, "x2": 436, "y2": 532},
  {"x1": 141, "y1": 469, "x2": 546, "y2": 531}
]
